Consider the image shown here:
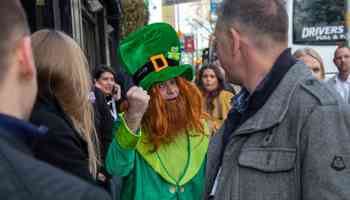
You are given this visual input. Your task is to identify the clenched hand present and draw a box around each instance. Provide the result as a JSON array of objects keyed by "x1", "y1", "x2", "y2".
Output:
[{"x1": 124, "y1": 86, "x2": 150, "y2": 133}]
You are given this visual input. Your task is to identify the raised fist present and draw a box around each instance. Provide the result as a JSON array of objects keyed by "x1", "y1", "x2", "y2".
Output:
[{"x1": 124, "y1": 86, "x2": 150, "y2": 133}]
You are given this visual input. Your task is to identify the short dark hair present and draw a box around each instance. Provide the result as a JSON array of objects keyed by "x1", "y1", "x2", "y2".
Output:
[
  {"x1": 217, "y1": 0, "x2": 288, "y2": 45},
  {"x1": 0, "y1": 0, "x2": 30, "y2": 82},
  {"x1": 93, "y1": 66, "x2": 117, "y2": 81},
  {"x1": 334, "y1": 44, "x2": 350, "y2": 58}
]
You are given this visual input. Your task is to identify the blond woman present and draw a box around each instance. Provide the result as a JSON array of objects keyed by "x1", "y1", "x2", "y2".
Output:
[{"x1": 30, "y1": 30, "x2": 100, "y2": 184}]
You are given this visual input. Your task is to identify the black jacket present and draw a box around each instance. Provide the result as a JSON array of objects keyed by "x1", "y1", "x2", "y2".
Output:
[
  {"x1": 0, "y1": 113, "x2": 110, "y2": 200},
  {"x1": 30, "y1": 96, "x2": 93, "y2": 183},
  {"x1": 92, "y1": 87, "x2": 114, "y2": 163}
]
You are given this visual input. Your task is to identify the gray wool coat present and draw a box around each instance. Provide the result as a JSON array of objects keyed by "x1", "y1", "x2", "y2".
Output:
[{"x1": 204, "y1": 62, "x2": 350, "y2": 200}]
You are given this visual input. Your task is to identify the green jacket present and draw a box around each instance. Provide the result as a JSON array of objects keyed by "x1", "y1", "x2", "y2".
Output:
[{"x1": 106, "y1": 114, "x2": 209, "y2": 200}]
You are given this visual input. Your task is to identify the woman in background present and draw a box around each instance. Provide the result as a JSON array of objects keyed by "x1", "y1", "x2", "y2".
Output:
[
  {"x1": 91, "y1": 66, "x2": 122, "y2": 188},
  {"x1": 293, "y1": 47, "x2": 326, "y2": 80},
  {"x1": 30, "y1": 30, "x2": 101, "y2": 185},
  {"x1": 196, "y1": 64, "x2": 234, "y2": 134},
  {"x1": 93, "y1": 67, "x2": 121, "y2": 121}
]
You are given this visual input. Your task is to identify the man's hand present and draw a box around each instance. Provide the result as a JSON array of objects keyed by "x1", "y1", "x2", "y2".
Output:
[
  {"x1": 112, "y1": 83, "x2": 121, "y2": 101},
  {"x1": 97, "y1": 172, "x2": 106, "y2": 182},
  {"x1": 124, "y1": 86, "x2": 150, "y2": 133}
]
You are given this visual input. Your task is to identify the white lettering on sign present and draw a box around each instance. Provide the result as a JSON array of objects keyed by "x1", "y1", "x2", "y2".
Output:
[{"x1": 301, "y1": 25, "x2": 345, "y2": 40}]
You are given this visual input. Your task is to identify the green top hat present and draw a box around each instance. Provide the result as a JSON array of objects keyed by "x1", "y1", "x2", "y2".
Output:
[{"x1": 117, "y1": 22, "x2": 194, "y2": 90}]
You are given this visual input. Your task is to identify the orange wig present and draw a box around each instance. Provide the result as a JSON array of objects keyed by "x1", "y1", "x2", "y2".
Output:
[{"x1": 142, "y1": 77, "x2": 207, "y2": 150}]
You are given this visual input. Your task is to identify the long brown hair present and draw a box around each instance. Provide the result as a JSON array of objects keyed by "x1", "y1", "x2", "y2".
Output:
[
  {"x1": 142, "y1": 77, "x2": 207, "y2": 150},
  {"x1": 31, "y1": 30, "x2": 99, "y2": 177},
  {"x1": 196, "y1": 64, "x2": 226, "y2": 114}
]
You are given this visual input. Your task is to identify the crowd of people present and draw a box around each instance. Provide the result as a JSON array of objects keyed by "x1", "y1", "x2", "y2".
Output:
[{"x1": 1, "y1": 0, "x2": 350, "y2": 200}]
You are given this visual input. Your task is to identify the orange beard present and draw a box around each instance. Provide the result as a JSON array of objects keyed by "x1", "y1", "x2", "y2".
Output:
[
  {"x1": 164, "y1": 94, "x2": 189, "y2": 138},
  {"x1": 142, "y1": 77, "x2": 206, "y2": 151}
]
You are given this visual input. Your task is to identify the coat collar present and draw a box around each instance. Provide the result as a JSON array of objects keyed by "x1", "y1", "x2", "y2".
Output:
[
  {"x1": 335, "y1": 73, "x2": 350, "y2": 84},
  {"x1": 234, "y1": 62, "x2": 312, "y2": 136},
  {"x1": 34, "y1": 96, "x2": 75, "y2": 131},
  {"x1": 327, "y1": 74, "x2": 350, "y2": 84},
  {"x1": 329, "y1": 75, "x2": 337, "y2": 83},
  {"x1": 0, "y1": 113, "x2": 47, "y2": 153}
]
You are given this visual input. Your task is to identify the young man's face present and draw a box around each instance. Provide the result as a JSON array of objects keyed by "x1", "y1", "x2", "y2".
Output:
[
  {"x1": 158, "y1": 78, "x2": 179, "y2": 101},
  {"x1": 334, "y1": 47, "x2": 350, "y2": 76}
]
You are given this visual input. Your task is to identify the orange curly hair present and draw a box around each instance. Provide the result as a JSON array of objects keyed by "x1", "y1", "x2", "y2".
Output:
[{"x1": 142, "y1": 77, "x2": 207, "y2": 150}]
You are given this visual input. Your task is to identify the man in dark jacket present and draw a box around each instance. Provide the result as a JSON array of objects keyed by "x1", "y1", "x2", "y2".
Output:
[
  {"x1": 92, "y1": 67, "x2": 124, "y2": 198},
  {"x1": 92, "y1": 86, "x2": 114, "y2": 184},
  {"x1": 205, "y1": 0, "x2": 350, "y2": 199},
  {"x1": 0, "y1": 1, "x2": 110, "y2": 199}
]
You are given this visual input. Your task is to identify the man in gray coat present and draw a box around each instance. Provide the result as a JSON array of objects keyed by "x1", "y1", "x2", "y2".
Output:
[{"x1": 205, "y1": 0, "x2": 350, "y2": 199}]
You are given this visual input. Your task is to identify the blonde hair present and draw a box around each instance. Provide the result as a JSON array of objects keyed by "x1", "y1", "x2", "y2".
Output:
[
  {"x1": 293, "y1": 47, "x2": 325, "y2": 80},
  {"x1": 31, "y1": 30, "x2": 99, "y2": 177}
]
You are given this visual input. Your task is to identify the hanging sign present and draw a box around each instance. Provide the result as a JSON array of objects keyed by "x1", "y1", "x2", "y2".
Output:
[{"x1": 293, "y1": 0, "x2": 345, "y2": 45}]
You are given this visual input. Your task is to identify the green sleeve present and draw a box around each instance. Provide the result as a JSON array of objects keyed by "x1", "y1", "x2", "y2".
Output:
[{"x1": 105, "y1": 113, "x2": 142, "y2": 176}]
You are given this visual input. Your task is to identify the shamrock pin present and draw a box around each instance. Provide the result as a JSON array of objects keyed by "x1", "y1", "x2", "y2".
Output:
[{"x1": 167, "y1": 47, "x2": 180, "y2": 61}]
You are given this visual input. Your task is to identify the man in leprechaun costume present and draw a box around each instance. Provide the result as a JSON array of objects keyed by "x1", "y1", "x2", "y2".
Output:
[{"x1": 105, "y1": 22, "x2": 209, "y2": 200}]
